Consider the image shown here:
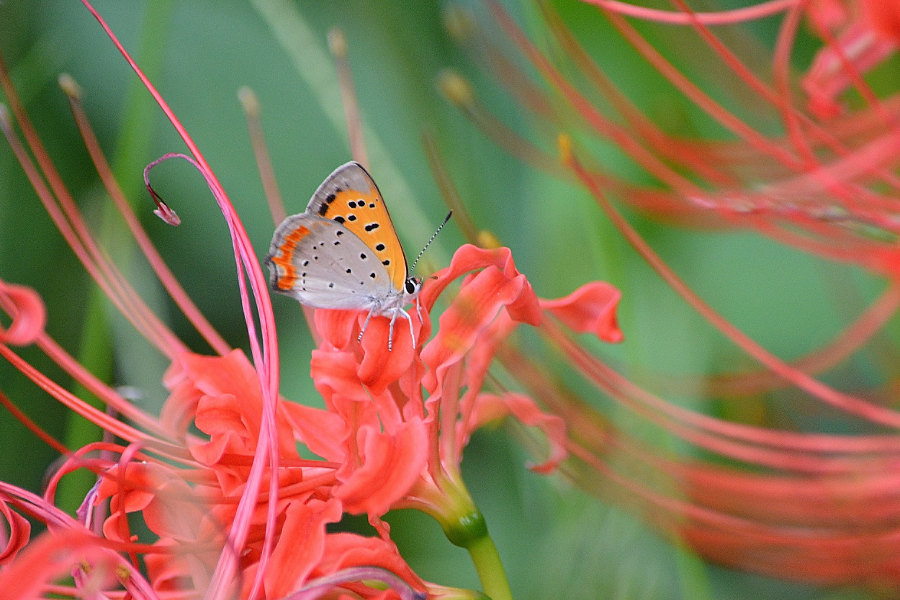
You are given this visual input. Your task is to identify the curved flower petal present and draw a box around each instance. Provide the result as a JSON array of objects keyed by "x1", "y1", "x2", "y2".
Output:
[
  {"x1": 422, "y1": 253, "x2": 540, "y2": 393},
  {"x1": 314, "y1": 309, "x2": 423, "y2": 393},
  {"x1": 96, "y1": 461, "x2": 206, "y2": 543},
  {"x1": 356, "y1": 314, "x2": 421, "y2": 393},
  {"x1": 335, "y1": 418, "x2": 429, "y2": 516},
  {"x1": 862, "y1": 0, "x2": 900, "y2": 42},
  {"x1": 282, "y1": 401, "x2": 348, "y2": 462},
  {"x1": 164, "y1": 350, "x2": 301, "y2": 493},
  {"x1": 315, "y1": 309, "x2": 360, "y2": 350},
  {"x1": 266, "y1": 498, "x2": 343, "y2": 600},
  {"x1": 317, "y1": 532, "x2": 425, "y2": 593},
  {"x1": 541, "y1": 281, "x2": 624, "y2": 342},
  {"x1": 0, "y1": 528, "x2": 153, "y2": 599},
  {"x1": 420, "y1": 245, "x2": 542, "y2": 326}
]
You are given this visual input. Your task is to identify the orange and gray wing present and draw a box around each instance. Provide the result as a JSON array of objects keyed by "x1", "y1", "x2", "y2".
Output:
[
  {"x1": 265, "y1": 213, "x2": 392, "y2": 309},
  {"x1": 304, "y1": 161, "x2": 408, "y2": 292}
]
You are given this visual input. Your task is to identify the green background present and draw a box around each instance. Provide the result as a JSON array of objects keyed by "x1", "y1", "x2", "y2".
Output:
[{"x1": 0, "y1": 1, "x2": 895, "y2": 599}]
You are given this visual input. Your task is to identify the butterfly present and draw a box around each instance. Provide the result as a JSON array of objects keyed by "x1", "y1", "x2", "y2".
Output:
[{"x1": 265, "y1": 161, "x2": 423, "y2": 350}]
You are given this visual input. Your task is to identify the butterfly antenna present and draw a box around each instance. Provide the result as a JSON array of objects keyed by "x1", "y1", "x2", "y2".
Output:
[{"x1": 411, "y1": 211, "x2": 452, "y2": 272}]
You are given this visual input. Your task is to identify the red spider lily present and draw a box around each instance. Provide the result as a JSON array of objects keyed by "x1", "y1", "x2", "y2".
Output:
[
  {"x1": 301, "y1": 243, "x2": 620, "y2": 522},
  {"x1": 0, "y1": 4, "x2": 419, "y2": 598},
  {"x1": 0, "y1": 2, "x2": 627, "y2": 599},
  {"x1": 437, "y1": 0, "x2": 900, "y2": 590}
]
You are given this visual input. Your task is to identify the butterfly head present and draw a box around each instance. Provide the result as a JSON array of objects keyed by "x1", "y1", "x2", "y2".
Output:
[{"x1": 404, "y1": 276, "x2": 423, "y2": 300}]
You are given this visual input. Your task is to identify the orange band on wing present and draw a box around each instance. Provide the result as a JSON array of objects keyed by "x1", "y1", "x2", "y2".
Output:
[{"x1": 271, "y1": 225, "x2": 310, "y2": 290}]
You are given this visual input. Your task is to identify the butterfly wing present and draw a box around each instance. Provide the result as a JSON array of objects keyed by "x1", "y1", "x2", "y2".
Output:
[
  {"x1": 305, "y1": 162, "x2": 408, "y2": 292},
  {"x1": 266, "y1": 213, "x2": 394, "y2": 310}
]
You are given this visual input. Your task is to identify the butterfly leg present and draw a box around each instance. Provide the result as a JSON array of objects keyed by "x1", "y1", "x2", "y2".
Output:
[
  {"x1": 387, "y1": 310, "x2": 397, "y2": 352},
  {"x1": 400, "y1": 307, "x2": 416, "y2": 349},
  {"x1": 358, "y1": 309, "x2": 375, "y2": 343}
]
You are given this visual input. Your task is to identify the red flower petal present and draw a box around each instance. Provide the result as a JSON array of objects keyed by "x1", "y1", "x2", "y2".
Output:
[
  {"x1": 314, "y1": 309, "x2": 423, "y2": 394},
  {"x1": 315, "y1": 309, "x2": 359, "y2": 349},
  {"x1": 422, "y1": 252, "x2": 541, "y2": 393},
  {"x1": 266, "y1": 498, "x2": 343, "y2": 599},
  {"x1": 282, "y1": 401, "x2": 348, "y2": 462},
  {"x1": 421, "y1": 245, "x2": 542, "y2": 326},
  {"x1": 169, "y1": 350, "x2": 299, "y2": 460},
  {"x1": 317, "y1": 532, "x2": 424, "y2": 591},
  {"x1": 336, "y1": 418, "x2": 429, "y2": 516},
  {"x1": 541, "y1": 281, "x2": 624, "y2": 342}
]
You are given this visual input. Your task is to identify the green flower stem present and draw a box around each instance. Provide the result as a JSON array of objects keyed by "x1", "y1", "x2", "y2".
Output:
[
  {"x1": 465, "y1": 531, "x2": 513, "y2": 600},
  {"x1": 431, "y1": 477, "x2": 513, "y2": 600}
]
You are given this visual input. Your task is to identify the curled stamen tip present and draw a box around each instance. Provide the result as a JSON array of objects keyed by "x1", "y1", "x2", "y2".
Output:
[
  {"x1": 327, "y1": 28, "x2": 348, "y2": 58},
  {"x1": 58, "y1": 73, "x2": 83, "y2": 99},
  {"x1": 145, "y1": 178, "x2": 182, "y2": 226},
  {"x1": 0, "y1": 282, "x2": 46, "y2": 346},
  {"x1": 436, "y1": 69, "x2": 474, "y2": 107},
  {"x1": 154, "y1": 205, "x2": 181, "y2": 226},
  {"x1": 237, "y1": 86, "x2": 260, "y2": 117}
]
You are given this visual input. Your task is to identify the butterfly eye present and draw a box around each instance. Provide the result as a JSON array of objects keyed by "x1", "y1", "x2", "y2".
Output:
[{"x1": 405, "y1": 278, "x2": 421, "y2": 295}]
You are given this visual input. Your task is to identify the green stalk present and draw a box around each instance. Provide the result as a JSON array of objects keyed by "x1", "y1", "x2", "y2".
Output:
[
  {"x1": 466, "y1": 533, "x2": 513, "y2": 600},
  {"x1": 434, "y1": 476, "x2": 514, "y2": 600}
]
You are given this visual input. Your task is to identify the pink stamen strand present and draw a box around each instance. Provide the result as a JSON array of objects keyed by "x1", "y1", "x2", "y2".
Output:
[
  {"x1": 78, "y1": 3, "x2": 282, "y2": 596},
  {"x1": 540, "y1": 3, "x2": 737, "y2": 188},
  {"x1": 0, "y1": 342, "x2": 160, "y2": 446},
  {"x1": 63, "y1": 80, "x2": 231, "y2": 356},
  {"x1": 594, "y1": 4, "x2": 805, "y2": 169},
  {"x1": 0, "y1": 279, "x2": 175, "y2": 438},
  {"x1": 0, "y1": 70, "x2": 185, "y2": 358},
  {"x1": 770, "y1": 4, "x2": 900, "y2": 199},
  {"x1": 0, "y1": 390, "x2": 69, "y2": 455},
  {"x1": 545, "y1": 319, "x2": 900, "y2": 464},
  {"x1": 564, "y1": 143, "x2": 900, "y2": 430},
  {"x1": 806, "y1": 15, "x2": 893, "y2": 124},
  {"x1": 637, "y1": 280, "x2": 900, "y2": 398},
  {"x1": 489, "y1": 1, "x2": 703, "y2": 191},
  {"x1": 578, "y1": 0, "x2": 801, "y2": 26}
]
